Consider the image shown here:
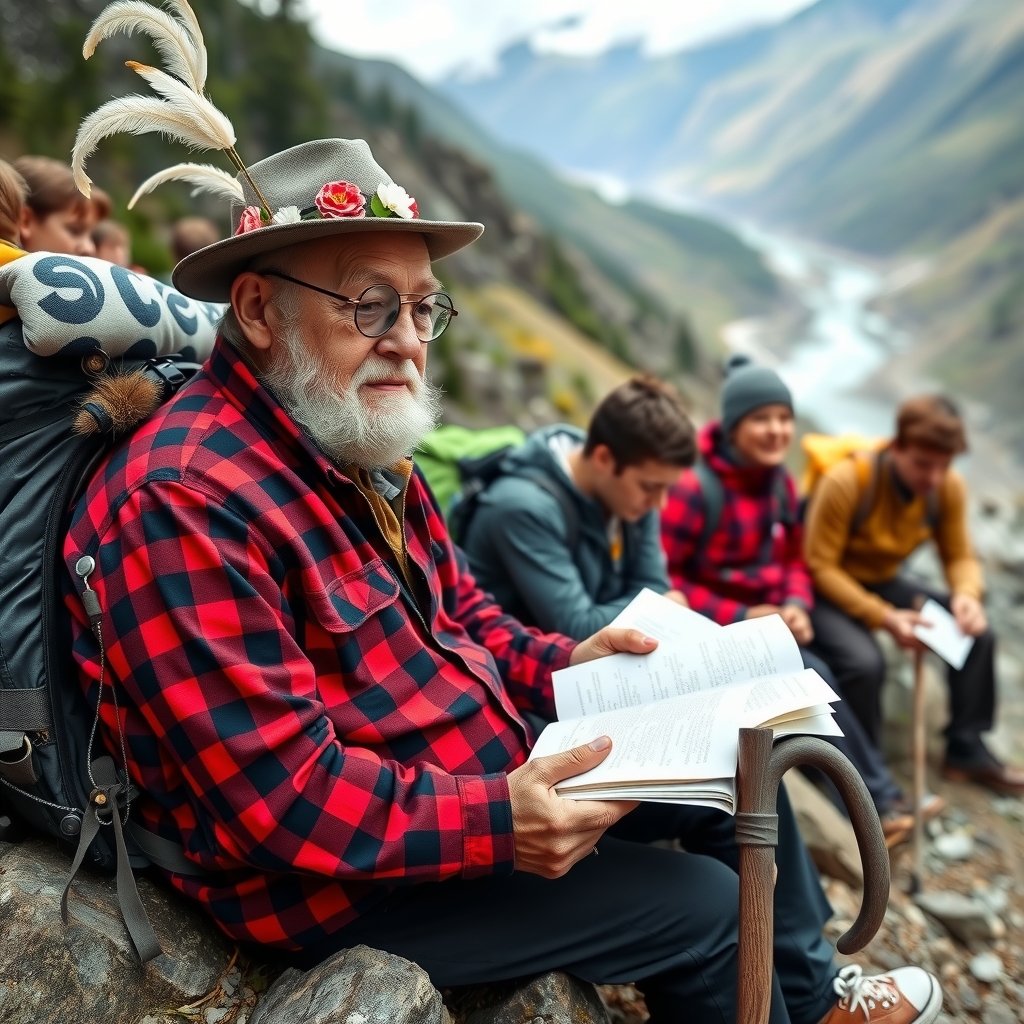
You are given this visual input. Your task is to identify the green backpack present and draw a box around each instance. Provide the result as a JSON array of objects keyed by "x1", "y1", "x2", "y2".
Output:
[
  {"x1": 416, "y1": 424, "x2": 581, "y2": 549},
  {"x1": 416, "y1": 425, "x2": 527, "y2": 514}
]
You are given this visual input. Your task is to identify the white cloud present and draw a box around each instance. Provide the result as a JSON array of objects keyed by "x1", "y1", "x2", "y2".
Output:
[{"x1": 302, "y1": 0, "x2": 814, "y2": 81}]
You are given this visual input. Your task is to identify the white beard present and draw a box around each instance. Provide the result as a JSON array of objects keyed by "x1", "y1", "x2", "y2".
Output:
[{"x1": 260, "y1": 325, "x2": 441, "y2": 470}]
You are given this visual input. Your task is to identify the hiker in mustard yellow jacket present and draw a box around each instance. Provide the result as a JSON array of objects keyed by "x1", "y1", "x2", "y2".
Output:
[{"x1": 805, "y1": 396, "x2": 1024, "y2": 795}]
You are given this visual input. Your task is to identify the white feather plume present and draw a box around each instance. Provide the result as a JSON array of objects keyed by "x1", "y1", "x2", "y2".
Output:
[
  {"x1": 74, "y1": 0, "x2": 270, "y2": 214},
  {"x1": 129, "y1": 162, "x2": 243, "y2": 208},
  {"x1": 73, "y1": 93, "x2": 234, "y2": 195},
  {"x1": 125, "y1": 60, "x2": 235, "y2": 145},
  {"x1": 83, "y1": 0, "x2": 204, "y2": 92},
  {"x1": 164, "y1": 0, "x2": 207, "y2": 87}
]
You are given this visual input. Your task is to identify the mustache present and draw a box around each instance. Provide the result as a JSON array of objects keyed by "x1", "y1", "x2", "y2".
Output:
[{"x1": 350, "y1": 355, "x2": 422, "y2": 390}]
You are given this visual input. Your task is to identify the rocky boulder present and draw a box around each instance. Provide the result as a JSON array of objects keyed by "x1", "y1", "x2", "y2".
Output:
[
  {"x1": 464, "y1": 973, "x2": 610, "y2": 1024},
  {"x1": 252, "y1": 944, "x2": 448, "y2": 1024},
  {"x1": 0, "y1": 837, "x2": 234, "y2": 1024}
]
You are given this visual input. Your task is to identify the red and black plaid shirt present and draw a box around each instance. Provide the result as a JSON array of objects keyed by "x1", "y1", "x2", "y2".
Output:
[
  {"x1": 660, "y1": 422, "x2": 813, "y2": 625},
  {"x1": 64, "y1": 339, "x2": 575, "y2": 950}
]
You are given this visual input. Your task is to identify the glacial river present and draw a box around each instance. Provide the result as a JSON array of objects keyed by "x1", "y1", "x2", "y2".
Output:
[{"x1": 729, "y1": 224, "x2": 910, "y2": 439}]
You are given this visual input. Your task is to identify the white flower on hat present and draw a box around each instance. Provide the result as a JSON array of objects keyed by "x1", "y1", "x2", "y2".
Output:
[
  {"x1": 271, "y1": 205, "x2": 301, "y2": 225},
  {"x1": 372, "y1": 181, "x2": 417, "y2": 220}
]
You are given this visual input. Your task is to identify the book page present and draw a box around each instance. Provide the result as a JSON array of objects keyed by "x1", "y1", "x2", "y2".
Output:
[
  {"x1": 553, "y1": 611, "x2": 803, "y2": 719},
  {"x1": 532, "y1": 669, "x2": 839, "y2": 792},
  {"x1": 913, "y1": 598, "x2": 974, "y2": 670},
  {"x1": 740, "y1": 669, "x2": 840, "y2": 725},
  {"x1": 772, "y1": 713, "x2": 843, "y2": 738},
  {"x1": 534, "y1": 685, "x2": 749, "y2": 788},
  {"x1": 609, "y1": 588, "x2": 721, "y2": 642}
]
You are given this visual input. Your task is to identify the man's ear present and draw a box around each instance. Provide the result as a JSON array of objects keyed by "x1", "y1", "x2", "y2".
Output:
[
  {"x1": 590, "y1": 443, "x2": 619, "y2": 476},
  {"x1": 230, "y1": 272, "x2": 277, "y2": 351}
]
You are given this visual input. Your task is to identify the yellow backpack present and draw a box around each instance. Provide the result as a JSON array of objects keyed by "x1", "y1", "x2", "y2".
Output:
[
  {"x1": 800, "y1": 433, "x2": 939, "y2": 531},
  {"x1": 800, "y1": 433, "x2": 885, "y2": 497}
]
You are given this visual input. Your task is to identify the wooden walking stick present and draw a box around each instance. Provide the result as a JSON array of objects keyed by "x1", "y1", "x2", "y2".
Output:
[
  {"x1": 910, "y1": 648, "x2": 927, "y2": 894},
  {"x1": 735, "y1": 728, "x2": 891, "y2": 1024}
]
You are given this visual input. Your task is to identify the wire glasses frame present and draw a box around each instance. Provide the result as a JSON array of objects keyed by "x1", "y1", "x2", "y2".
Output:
[{"x1": 263, "y1": 270, "x2": 458, "y2": 342}]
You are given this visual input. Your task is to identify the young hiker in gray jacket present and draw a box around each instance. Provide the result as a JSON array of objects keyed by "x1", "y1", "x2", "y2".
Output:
[{"x1": 463, "y1": 376, "x2": 696, "y2": 639}]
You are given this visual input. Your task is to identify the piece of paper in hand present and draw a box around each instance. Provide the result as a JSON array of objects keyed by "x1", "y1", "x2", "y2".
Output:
[{"x1": 913, "y1": 598, "x2": 974, "y2": 670}]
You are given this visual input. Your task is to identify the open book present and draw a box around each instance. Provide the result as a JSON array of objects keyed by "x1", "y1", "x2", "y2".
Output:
[{"x1": 529, "y1": 589, "x2": 844, "y2": 813}]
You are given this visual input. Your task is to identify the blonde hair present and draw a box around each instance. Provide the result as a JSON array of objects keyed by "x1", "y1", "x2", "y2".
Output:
[{"x1": 0, "y1": 159, "x2": 28, "y2": 244}]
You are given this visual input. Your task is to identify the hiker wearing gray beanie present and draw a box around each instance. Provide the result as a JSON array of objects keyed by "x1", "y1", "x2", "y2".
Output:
[
  {"x1": 661, "y1": 352, "x2": 913, "y2": 838},
  {"x1": 721, "y1": 353, "x2": 793, "y2": 436}
]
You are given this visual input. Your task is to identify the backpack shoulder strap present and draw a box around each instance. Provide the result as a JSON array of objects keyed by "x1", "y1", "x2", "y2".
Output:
[
  {"x1": 925, "y1": 489, "x2": 941, "y2": 532},
  {"x1": 516, "y1": 470, "x2": 581, "y2": 552},
  {"x1": 694, "y1": 460, "x2": 725, "y2": 554},
  {"x1": 851, "y1": 449, "x2": 882, "y2": 534},
  {"x1": 773, "y1": 470, "x2": 799, "y2": 526}
]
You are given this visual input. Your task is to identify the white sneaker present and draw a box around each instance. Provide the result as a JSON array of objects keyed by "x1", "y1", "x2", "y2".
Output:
[{"x1": 817, "y1": 964, "x2": 942, "y2": 1023}]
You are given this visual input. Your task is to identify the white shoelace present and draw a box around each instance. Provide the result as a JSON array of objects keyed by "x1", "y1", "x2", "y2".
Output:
[{"x1": 833, "y1": 964, "x2": 899, "y2": 1019}]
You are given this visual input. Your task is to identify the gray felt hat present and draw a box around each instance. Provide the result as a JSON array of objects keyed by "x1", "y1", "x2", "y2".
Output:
[{"x1": 172, "y1": 138, "x2": 484, "y2": 301}]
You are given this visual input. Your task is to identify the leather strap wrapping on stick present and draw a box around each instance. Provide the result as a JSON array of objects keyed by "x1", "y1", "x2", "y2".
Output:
[
  {"x1": 734, "y1": 812, "x2": 778, "y2": 847},
  {"x1": 60, "y1": 757, "x2": 162, "y2": 964}
]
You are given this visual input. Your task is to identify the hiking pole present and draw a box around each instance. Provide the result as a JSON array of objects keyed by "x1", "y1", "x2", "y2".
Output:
[
  {"x1": 910, "y1": 648, "x2": 927, "y2": 895},
  {"x1": 735, "y1": 728, "x2": 890, "y2": 1024}
]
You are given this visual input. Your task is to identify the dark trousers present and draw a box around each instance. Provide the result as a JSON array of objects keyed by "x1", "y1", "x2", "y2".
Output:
[
  {"x1": 810, "y1": 576, "x2": 996, "y2": 754},
  {"x1": 297, "y1": 791, "x2": 837, "y2": 1024},
  {"x1": 800, "y1": 648, "x2": 903, "y2": 813}
]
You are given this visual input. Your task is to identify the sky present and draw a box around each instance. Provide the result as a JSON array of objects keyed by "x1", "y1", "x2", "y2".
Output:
[{"x1": 302, "y1": 0, "x2": 815, "y2": 82}]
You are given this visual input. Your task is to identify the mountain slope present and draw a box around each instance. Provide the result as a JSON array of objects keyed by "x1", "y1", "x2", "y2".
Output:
[
  {"x1": 315, "y1": 48, "x2": 780, "y2": 351},
  {"x1": 442, "y1": 0, "x2": 1024, "y2": 256},
  {"x1": 0, "y1": 0, "x2": 787, "y2": 425}
]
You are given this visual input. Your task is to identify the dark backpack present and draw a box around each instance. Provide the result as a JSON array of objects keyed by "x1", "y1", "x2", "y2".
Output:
[
  {"x1": 0, "y1": 318, "x2": 199, "y2": 962},
  {"x1": 448, "y1": 445, "x2": 580, "y2": 551}
]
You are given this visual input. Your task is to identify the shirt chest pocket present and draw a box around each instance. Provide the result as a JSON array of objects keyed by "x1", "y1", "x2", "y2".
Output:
[{"x1": 302, "y1": 557, "x2": 401, "y2": 634}]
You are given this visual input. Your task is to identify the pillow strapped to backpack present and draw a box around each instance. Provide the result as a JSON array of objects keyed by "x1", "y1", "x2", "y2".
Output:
[{"x1": 0, "y1": 254, "x2": 224, "y2": 962}]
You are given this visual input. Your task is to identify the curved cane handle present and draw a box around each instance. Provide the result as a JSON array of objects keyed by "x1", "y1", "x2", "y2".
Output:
[
  {"x1": 736, "y1": 729, "x2": 891, "y2": 1024},
  {"x1": 767, "y1": 735, "x2": 889, "y2": 953}
]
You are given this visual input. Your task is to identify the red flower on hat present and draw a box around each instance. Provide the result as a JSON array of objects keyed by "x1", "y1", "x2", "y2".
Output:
[
  {"x1": 235, "y1": 205, "x2": 264, "y2": 235},
  {"x1": 409, "y1": 198, "x2": 420, "y2": 219},
  {"x1": 315, "y1": 180, "x2": 366, "y2": 219}
]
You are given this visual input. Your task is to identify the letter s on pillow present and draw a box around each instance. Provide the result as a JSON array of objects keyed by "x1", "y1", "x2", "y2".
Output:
[{"x1": 0, "y1": 253, "x2": 223, "y2": 361}]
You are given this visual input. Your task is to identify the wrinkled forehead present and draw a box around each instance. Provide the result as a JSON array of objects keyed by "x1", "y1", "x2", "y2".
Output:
[{"x1": 278, "y1": 232, "x2": 442, "y2": 293}]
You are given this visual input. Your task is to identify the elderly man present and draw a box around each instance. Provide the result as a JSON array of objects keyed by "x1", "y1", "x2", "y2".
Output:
[{"x1": 64, "y1": 139, "x2": 937, "y2": 1024}]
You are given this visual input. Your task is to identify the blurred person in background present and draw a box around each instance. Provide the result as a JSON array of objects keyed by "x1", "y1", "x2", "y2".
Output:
[
  {"x1": 0, "y1": 157, "x2": 29, "y2": 326},
  {"x1": 464, "y1": 375, "x2": 695, "y2": 641},
  {"x1": 15, "y1": 155, "x2": 110, "y2": 256},
  {"x1": 805, "y1": 395, "x2": 1024, "y2": 795},
  {"x1": 661, "y1": 355, "x2": 924, "y2": 842},
  {"x1": 171, "y1": 215, "x2": 219, "y2": 263},
  {"x1": 92, "y1": 219, "x2": 132, "y2": 267}
]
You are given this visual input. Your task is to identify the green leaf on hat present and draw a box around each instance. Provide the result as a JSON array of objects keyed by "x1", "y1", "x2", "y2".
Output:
[{"x1": 369, "y1": 192, "x2": 393, "y2": 218}]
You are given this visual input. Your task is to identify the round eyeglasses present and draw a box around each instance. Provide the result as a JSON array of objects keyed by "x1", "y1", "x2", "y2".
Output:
[{"x1": 263, "y1": 271, "x2": 458, "y2": 342}]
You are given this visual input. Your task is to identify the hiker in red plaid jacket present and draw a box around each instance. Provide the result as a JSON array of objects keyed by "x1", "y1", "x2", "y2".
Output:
[
  {"x1": 661, "y1": 356, "x2": 918, "y2": 844},
  {"x1": 64, "y1": 140, "x2": 940, "y2": 1024},
  {"x1": 660, "y1": 419, "x2": 811, "y2": 625}
]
